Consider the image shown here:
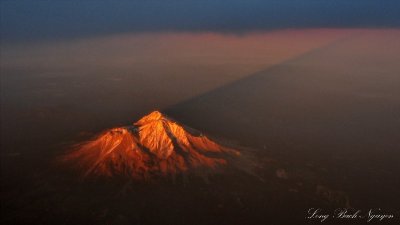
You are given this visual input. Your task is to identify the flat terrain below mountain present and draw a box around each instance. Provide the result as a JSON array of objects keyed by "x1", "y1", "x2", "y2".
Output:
[{"x1": 1, "y1": 29, "x2": 399, "y2": 225}]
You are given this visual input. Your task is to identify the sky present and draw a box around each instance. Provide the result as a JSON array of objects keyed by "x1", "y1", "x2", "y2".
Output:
[{"x1": 1, "y1": 0, "x2": 400, "y2": 43}]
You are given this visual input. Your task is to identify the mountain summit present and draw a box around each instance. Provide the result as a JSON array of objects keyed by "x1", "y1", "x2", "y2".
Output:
[{"x1": 62, "y1": 111, "x2": 243, "y2": 180}]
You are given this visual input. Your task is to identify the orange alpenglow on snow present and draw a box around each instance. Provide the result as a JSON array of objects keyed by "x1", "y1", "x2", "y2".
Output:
[{"x1": 62, "y1": 111, "x2": 242, "y2": 180}]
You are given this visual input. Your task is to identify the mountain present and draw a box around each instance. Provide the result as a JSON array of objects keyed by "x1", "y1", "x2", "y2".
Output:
[{"x1": 61, "y1": 111, "x2": 245, "y2": 180}]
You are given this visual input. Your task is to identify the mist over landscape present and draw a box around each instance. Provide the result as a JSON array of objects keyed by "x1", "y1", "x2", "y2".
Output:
[{"x1": 1, "y1": 1, "x2": 400, "y2": 224}]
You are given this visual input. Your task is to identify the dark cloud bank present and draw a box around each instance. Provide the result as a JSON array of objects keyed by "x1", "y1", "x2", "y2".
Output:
[{"x1": 1, "y1": 0, "x2": 400, "y2": 42}]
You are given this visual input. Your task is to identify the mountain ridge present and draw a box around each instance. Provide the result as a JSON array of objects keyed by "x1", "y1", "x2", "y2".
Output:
[{"x1": 61, "y1": 110, "x2": 244, "y2": 181}]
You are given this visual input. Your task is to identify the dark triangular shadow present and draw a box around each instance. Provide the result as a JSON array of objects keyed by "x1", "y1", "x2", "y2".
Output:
[{"x1": 163, "y1": 32, "x2": 398, "y2": 162}]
